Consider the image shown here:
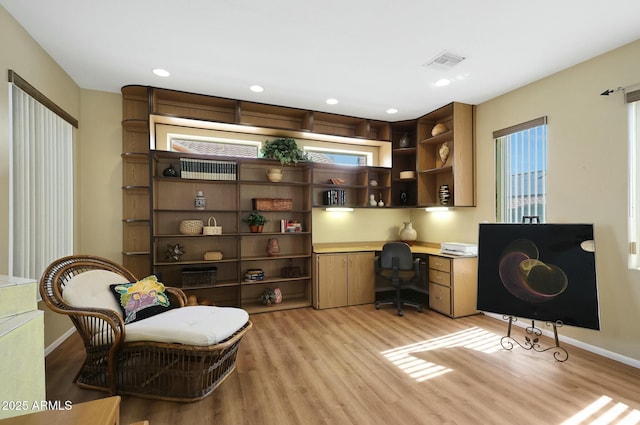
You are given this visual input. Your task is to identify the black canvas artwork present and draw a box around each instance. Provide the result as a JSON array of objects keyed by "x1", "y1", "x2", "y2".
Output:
[{"x1": 477, "y1": 223, "x2": 600, "y2": 330}]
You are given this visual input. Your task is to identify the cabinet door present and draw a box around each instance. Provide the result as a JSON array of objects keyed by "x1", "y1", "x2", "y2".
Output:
[
  {"x1": 315, "y1": 254, "x2": 348, "y2": 309},
  {"x1": 347, "y1": 252, "x2": 375, "y2": 305},
  {"x1": 451, "y1": 257, "x2": 478, "y2": 318}
]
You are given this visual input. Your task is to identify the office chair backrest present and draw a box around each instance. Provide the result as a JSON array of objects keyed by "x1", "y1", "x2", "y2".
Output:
[{"x1": 380, "y1": 242, "x2": 414, "y2": 270}]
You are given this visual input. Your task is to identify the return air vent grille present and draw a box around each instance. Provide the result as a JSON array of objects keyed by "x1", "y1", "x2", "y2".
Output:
[{"x1": 423, "y1": 51, "x2": 466, "y2": 70}]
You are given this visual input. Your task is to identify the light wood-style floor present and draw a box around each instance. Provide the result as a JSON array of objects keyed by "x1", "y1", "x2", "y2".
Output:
[{"x1": 45, "y1": 305, "x2": 640, "y2": 425}]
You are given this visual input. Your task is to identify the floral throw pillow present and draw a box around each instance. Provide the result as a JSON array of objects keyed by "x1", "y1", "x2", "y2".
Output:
[{"x1": 109, "y1": 275, "x2": 173, "y2": 324}]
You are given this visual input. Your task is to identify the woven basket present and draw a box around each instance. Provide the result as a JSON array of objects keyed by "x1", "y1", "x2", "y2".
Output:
[
  {"x1": 182, "y1": 267, "x2": 217, "y2": 288},
  {"x1": 179, "y1": 219, "x2": 203, "y2": 235},
  {"x1": 252, "y1": 198, "x2": 293, "y2": 211},
  {"x1": 203, "y1": 216, "x2": 223, "y2": 235}
]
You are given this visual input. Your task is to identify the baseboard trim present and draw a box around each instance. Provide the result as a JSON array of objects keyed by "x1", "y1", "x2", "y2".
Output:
[
  {"x1": 484, "y1": 313, "x2": 640, "y2": 369},
  {"x1": 44, "y1": 327, "x2": 76, "y2": 357}
]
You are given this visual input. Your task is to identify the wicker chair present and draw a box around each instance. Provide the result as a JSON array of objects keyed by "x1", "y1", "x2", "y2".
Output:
[{"x1": 40, "y1": 255, "x2": 252, "y2": 402}]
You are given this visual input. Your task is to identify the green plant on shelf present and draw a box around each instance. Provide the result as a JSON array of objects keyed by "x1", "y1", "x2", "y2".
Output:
[
  {"x1": 261, "y1": 137, "x2": 309, "y2": 165},
  {"x1": 243, "y1": 211, "x2": 267, "y2": 226}
]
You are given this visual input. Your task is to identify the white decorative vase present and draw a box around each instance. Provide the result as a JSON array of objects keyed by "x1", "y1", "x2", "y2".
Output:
[{"x1": 400, "y1": 221, "x2": 417, "y2": 245}]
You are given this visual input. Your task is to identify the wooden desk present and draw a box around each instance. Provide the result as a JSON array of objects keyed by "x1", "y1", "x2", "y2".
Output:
[{"x1": 0, "y1": 397, "x2": 120, "y2": 425}]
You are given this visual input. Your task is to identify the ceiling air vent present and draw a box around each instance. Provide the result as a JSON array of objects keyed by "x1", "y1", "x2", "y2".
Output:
[{"x1": 423, "y1": 51, "x2": 466, "y2": 71}]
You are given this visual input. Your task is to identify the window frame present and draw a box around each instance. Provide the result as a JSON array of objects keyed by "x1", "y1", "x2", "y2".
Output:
[{"x1": 494, "y1": 116, "x2": 548, "y2": 224}]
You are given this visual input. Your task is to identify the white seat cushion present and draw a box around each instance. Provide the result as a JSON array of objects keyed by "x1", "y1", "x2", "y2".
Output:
[
  {"x1": 124, "y1": 305, "x2": 249, "y2": 346},
  {"x1": 63, "y1": 269, "x2": 128, "y2": 313}
]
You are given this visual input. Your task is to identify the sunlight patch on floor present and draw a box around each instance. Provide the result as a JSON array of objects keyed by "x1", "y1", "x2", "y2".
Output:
[
  {"x1": 381, "y1": 327, "x2": 502, "y2": 382},
  {"x1": 560, "y1": 395, "x2": 640, "y2": 425}
]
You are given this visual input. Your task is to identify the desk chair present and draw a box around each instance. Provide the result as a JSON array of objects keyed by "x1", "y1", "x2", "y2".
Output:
[{"x1": 375, "y1": 242, "x2": 424, "y2": 316}]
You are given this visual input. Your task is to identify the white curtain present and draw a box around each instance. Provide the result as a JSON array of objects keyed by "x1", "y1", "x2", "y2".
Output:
[{"x1": 10, "y1": 84, "x2": 73, "y2": 280}]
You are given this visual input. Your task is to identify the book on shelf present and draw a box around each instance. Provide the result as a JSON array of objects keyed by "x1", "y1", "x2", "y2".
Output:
[
  {"x1": 179, "y1": 157, "x2": 237, "y2": 180},
  {"x1": 280, "y1": 219, "x2": 302, "y2": 233}
]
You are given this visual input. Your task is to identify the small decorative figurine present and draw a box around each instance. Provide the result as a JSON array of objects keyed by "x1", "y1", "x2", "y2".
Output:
[
  {"x1": 267, "y1": 238, "x2": 280, "y2": 256},
  {"x1": 163, "y1": 163, "x2": 178, "y2": 177},
  {"x1": 369, "y1": 194, "x2": 377, "y2": 206},
  {"x1": 165, "y1": 243, "x2": 185, "y2": 262},
  {"x1": 399, "y1": 132, "x2": 410, "y2": 148},
  {"x1": 439, "y1": 141, "x2": 450, "y2": 166}
]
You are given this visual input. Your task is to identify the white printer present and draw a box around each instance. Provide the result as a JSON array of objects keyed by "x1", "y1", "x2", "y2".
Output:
[{"x1": 440, "y1": 242, "x2": 478, "y2": 256}]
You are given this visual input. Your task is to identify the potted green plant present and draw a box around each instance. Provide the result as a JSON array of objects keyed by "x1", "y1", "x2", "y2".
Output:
[
  {"x1": 243, "y1": 211, "x2": 267, "y2": 233},
  {"x1": 261, "y1": 137, "x2": 309, "y2": 166}
]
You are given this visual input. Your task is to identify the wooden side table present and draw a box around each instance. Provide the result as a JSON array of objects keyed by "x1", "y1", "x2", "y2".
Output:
[{"x1": 0, "y1": 396, "x2": 120, "y2": 425}]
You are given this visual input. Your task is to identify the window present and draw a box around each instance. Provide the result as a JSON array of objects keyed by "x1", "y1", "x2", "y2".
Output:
[
  {"x1": 304, "y1": 146, "x2": 372, "y2": 166},
  {"x1": 9, "y1": 71, "x2": 76, "y2": 280},
  {"x1": 170, "y1": 136, "x2": 261, "y2": 159},
  {"x1": 494, "y1": 117, "x2": 547, "y2": 223},
  {"x1": 627, "y1": 88, "x2": 640, "y2": 269},
  {"x1": 166, "y1": 133, "x2": 376, "y2": 166}
]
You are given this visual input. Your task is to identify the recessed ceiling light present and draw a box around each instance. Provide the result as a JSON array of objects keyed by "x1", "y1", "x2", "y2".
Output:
[
  {"x1": 152, "y1": 68, "x2": 170, "y2": 77},
  {"x1": 386, "y1": 108, "x2": 398, "y2": 114},
  {"x1": 435, "y1": 78, "x2": 451, "y2": 87},
  {"x1": 250, "y1": 85, "x2": 264, "y2": 93},
  {"x1": 326, "y1": 98, "x2": 339, "y2": 105}
]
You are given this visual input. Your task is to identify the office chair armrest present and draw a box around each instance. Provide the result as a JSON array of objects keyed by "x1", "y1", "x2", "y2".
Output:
[{"x1": 374, "y1": 255, "x2": 381, "y2": 274}]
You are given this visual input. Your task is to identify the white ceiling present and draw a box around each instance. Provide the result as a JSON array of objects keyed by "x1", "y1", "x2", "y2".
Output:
[{"x1": 3, "y1": 1, "x2": 640, "y2": 121}]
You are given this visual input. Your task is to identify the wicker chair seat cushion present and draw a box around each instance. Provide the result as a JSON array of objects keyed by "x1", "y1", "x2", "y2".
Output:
[
  {"x1": 117, "y1": 305, "x2": 249, "y2": 346},
  {"x1": 63, "y1": 269, "x2": 129, "y2": 312}
]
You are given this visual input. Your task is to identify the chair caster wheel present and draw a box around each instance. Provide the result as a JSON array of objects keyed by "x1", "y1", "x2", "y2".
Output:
[
  {"x1": 418, "y1": 307, "x2": 424, "y2": 313},
  {"x1": 375, "y1": 303, "x2": 380, "y2": 310},
  {"x1": 398, "y1": 311, "x2": 403, "y2": 317}
]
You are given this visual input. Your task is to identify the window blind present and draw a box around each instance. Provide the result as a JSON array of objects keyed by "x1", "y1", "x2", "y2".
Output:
[
  {"x1": 9, "y1": 82, "x2": 74, "y2": 280},
  {"x1": 495, "y1": 117, "x2": 547, "y2": 223}
]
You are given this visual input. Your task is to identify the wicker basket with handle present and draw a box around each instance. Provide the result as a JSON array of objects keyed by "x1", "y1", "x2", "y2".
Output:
[{"x1": 203, "y1": 216, "x2": 223, "y2": 235}]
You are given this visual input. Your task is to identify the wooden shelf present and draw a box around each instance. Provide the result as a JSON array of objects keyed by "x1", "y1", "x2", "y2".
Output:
[
  {"x1": 241, "y1": 276, "x2": 311, "y2": 286},
  {"x1": 243, "y1": 296, "x2": 311, "y2": 314},
  {"x1": 416, "y1": 102, "x2": 474, "y2": 207},
  {"x1": 239, "y1": 101, "x2": 311, "y2": 131},
  {"x1": 147, "y1": 151, "x2": 312, "y2": 311}
]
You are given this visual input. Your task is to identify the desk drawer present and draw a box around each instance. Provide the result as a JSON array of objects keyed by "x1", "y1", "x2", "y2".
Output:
[
  {"x1": 429, "y1": 269, "x2": 451, "y2": 287},
  {"x1": 429, "y1": 256, "x2": 451, "y2": 273},
  {"x1": 429, "y1": 283, "x2": 451, "y2": 316}
]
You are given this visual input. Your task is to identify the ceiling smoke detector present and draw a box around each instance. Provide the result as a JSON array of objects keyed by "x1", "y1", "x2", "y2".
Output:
[{"x1": 423, "y1": 51, "x2": 466, "y2": 71}]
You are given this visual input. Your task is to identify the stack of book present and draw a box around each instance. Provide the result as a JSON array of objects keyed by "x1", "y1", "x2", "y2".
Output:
[
  {"x1": 179, "y1": 157, "x2": 237, "y2": 180},
  {"x1": 280, "y1": 219, "x2": 302, "y2": 232},
  {"x1": 323, "y1": 189, "x2": 346, "y2": 205},
  {"x1": 245, "y1": 269, "x2": 265, "y2": 282}
]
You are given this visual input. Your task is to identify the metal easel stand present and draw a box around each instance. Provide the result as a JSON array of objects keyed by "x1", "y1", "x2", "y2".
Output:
[
  {"x1": 500, "y1": 316, "x2": 569, "y2": 362},
  {"x1": 498, "y1": 216, "x2": 569, "y2": 362}
]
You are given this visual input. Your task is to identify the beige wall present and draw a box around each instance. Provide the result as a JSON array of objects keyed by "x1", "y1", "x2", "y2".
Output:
[
  {"x1": 313, "y1": 208, "x2": 409, "y2": 244},
  {"x1": 78, "y1": 89, "x2": 123, "y2": 260}
]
